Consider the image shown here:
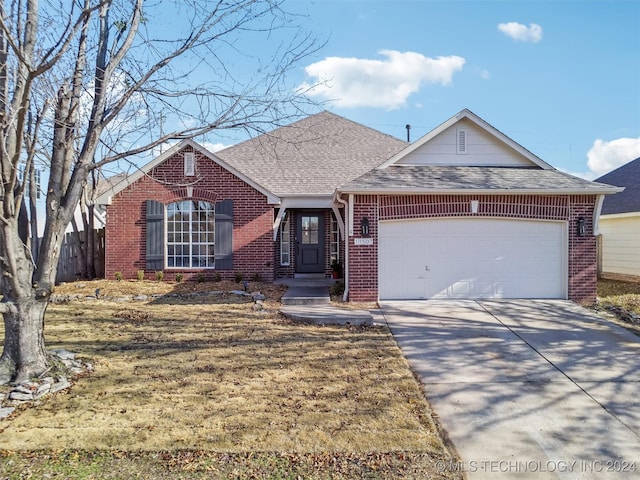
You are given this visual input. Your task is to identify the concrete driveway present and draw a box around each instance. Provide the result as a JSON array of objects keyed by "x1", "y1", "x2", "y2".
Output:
[{"x1": 380, "y1": 300, "x2": 640, "y2": 479}]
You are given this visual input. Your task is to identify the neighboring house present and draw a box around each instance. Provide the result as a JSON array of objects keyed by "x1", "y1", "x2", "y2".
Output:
[
  {"x1": 95, "y1": 109, "x2": 620, "y2": 304},
  {"x1": 594, "y1": 157, "x2": 639, "y2": 281}
]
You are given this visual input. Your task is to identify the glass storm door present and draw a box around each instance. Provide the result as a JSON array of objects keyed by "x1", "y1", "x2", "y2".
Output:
[{"x1": 296, "y1": 213, "x2": 325, "y2": 273}]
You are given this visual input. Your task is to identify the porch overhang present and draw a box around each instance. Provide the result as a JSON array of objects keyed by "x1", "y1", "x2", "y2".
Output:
[{"x1": 272, "y1": 195, "x2": 344, "y2": 241}]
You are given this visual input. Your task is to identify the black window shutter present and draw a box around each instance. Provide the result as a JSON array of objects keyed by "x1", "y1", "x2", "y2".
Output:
[
  {"x1": 215, "y1": 200, "x2": 233, "y2": 269},
  {"x1": 145, "y1": 200, "x2": 165, "y2": 271}
]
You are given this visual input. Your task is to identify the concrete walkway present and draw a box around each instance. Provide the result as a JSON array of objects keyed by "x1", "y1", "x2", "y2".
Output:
[
  {"x1": 381, "y1": 300, "x2": 640, "y2": 480},
  {"x1": 278, "y1": 279, "x2": 373, "y2": 326}
]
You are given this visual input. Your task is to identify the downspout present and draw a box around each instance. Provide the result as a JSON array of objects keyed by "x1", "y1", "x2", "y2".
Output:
[{"x1": 335, "y1": 191, "x2": 349, "y2": 301}]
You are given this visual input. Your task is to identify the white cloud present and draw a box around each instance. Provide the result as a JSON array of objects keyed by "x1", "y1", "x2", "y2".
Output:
[
  {"x1": 587, "y1": 137, "x2": 640, "y2": 177},
  {"x1": 299, "y1": 50, "x2": 465, "y2": 110},
  {"x1": 203, "y1": 142, "x2": 230, "y2": 153},
  {"x1": 498, "y1": 22, "x2": 543, "y2": 43}
]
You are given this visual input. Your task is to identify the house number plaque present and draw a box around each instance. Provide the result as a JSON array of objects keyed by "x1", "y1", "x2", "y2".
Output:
[{"x1": 354, "y1": 238, "x2": 374, "y2": 246}]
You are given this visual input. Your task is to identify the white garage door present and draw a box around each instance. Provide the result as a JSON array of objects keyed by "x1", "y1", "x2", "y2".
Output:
[{"x1": 379, "y1": 218, "x2": 566, "y2": 300}]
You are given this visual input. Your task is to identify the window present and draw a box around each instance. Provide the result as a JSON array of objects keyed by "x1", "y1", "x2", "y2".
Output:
[
  {"x1": 184, "y1": 152, "x2": 195, "y2": 176},
  {"x1": 166, "y1": 200, "x2": 215, "y2": 268},
  {"x1": 301, "y1": 215, "x2": 319, "y2": 244},
  {"x1": 330, "y1": 212, "x2": 339, "y2": 265},
  {"x1": 280, "y1": 213, "x2": 291, "y2": 266}
]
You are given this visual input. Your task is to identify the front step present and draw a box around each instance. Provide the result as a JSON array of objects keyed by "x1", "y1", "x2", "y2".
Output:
[
  {"x1": 281, "y1": 296, "x2": 330, "y2": 306},
  {"x1": 281, "y1": 286, "x2": 330, "y2": 306}
]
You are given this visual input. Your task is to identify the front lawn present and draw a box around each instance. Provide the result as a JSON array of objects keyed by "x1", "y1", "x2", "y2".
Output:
[
  {"x1": 0, "y1": 281, "x2": 460, "y2": 479},
  {"x1": 596, "y1": 279, "x2": 640, "y2": 335}
]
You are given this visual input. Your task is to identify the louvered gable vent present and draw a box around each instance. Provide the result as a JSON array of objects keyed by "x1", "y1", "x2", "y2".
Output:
[{"x1": 457, "y1": 129, "x2": 467, "y2": 155}]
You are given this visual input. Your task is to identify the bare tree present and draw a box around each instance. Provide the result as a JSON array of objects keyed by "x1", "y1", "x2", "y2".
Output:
[{"x1": 0, "y1": 0, "x2": 320, "y2": 384}]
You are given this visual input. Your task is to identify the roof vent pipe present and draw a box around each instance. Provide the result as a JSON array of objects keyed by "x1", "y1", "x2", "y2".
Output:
[{"x1": 405, "y1": 124, "x2": 411, "y2": 142}]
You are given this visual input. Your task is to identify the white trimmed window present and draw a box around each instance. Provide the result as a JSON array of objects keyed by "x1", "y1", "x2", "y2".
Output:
[
  {"x1": 330, "y1": 212, "x2": 339, "y2": 264},
  {"x1": 166, "y1": 200, "x2": 215, "y2": 268},
  {"x1": 280, "y1": 213, "x2": 291, "y2": 266},
  {"x1": 184, "y1": 152, "x2": 195, "y2": 176}
]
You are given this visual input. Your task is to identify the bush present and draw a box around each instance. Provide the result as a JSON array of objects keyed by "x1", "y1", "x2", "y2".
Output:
[
  {"x1": 197, "y1": 273, "x2": 206, "y2": 283},
  {"x1": 136, "y1": 270, "x2": 145, "y2": 281},
  {"x1": 330, "y1": 281, "x2": 345, "y2": 297},
  {"x1": 214, "y1": 272, "x2": 222, "y2": 282},
  {"x1": 114, "y1": 272, "x2": 123, "y2": 281},
  {"x1": 155, "y1": 271, "x2": 164, "y2": 281},
  {"x1": 234, "y1": 272, "x2": 244, "y2": 283},
  {"x1": 251, "y1": 272, "x2": 261, "y2": 282},
  {"x1": 175, "y1": 273, "x2": 184, "y2": 283}
]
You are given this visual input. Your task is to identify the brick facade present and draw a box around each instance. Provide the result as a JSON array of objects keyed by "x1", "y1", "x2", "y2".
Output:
[
  {"x1": 105, "y1": 145, "x2": 275, "y2": 281},
  {"x1": 348, "y1": 194, "x2": 599, "y2": 304}
]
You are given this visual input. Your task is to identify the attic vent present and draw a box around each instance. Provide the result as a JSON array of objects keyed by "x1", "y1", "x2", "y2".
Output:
[
  {"x1": 184, "y1": 152, "x2": 195, "y2": 176},
  {"x1": 457, "y1": 129, "x2": 467, "y2": 155}
]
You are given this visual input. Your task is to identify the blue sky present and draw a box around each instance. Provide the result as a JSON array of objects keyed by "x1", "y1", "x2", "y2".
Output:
[{"x1": 254, "y1": 0, "x2": 640, "y2": 180}]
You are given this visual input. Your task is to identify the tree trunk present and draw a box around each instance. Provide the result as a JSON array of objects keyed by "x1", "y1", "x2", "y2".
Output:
[{"x1": 0, "y1": 296, "x2": 49, "y2": 384}]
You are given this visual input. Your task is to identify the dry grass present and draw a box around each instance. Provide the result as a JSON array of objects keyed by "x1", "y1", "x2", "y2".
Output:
[
  {"x1": 596, "y1": 279, "x2": 640, "y2": 335},
  {"x1": 0, "y1": 288, "x2": 460, "y2": 478},
  {"x1": 54, "y1": 278, "x2": 287, "y2": 302},
  {"x1": 598, "y1": 278, "x2": 640, "y2": 314}
]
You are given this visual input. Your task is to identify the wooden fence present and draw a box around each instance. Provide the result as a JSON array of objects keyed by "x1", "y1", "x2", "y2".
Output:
[{"x1": 54, "y1": 229, "x2": 105, "y2": 283}]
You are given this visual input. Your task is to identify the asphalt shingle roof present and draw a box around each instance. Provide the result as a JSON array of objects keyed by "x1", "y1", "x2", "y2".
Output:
[
  {"x1": 215, "y1": 111, "x2": 408, "y2": 196},
  {"x1": 339, "y1": 165, "x2": 619, "y2": 193},
  {"x1": 594, "y1": 157, "x2": 640, "y2": 214}
]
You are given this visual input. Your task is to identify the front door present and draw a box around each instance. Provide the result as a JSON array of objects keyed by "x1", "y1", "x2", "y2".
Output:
[{"x1": 296, "y1": 213, "x2": 325, "y2": 273}]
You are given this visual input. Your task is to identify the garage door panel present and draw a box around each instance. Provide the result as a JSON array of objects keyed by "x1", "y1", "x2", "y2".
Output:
[{"x1": 379, "y1": 218, "x2": 566, "y2": 300}]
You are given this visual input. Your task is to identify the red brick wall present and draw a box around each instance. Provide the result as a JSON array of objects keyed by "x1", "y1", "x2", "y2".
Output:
[
  {"x1": 567, "y1": 195, "x2": 597, "y2": 305},
  {"x1": 348, "y1": 196, "x2": 379, "y2": 302},
  {"x1": 348, "y1": 194, "x2": 599, "y2": 304},
  {"x1": 105, "y1": 145, "x2": 275, "y2": 281}
]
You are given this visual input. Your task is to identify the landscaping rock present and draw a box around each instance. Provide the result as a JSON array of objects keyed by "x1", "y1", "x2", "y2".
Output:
[
  {"x1": 9, "y1": 391, "x2": 33, "y2": 401},
  {"x1": 51, "y1": 349, "x2": 76, "y2": 360},
  {"x1": 50, "y1": 378, "x2": 72, "y2": 394},
  {"x1": 1, "y1": 350, "x2": 89, "y2": 417},
  {"x1": 0, "y1": 407, "x2": 15, "y2": 419},
  {"x1": 35, "y1": 383, "x2": 52, "y2": 399},
  {"x1": 230, "y1": 290, "x2": 251, "y2": 296},
  {"x1": 252, "y1": 293, "x2": 266, "y2": 301}
]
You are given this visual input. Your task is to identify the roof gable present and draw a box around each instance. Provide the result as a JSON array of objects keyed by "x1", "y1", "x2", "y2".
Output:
[
  {"x1": 95, "y1": 139, "x2": 279, "y2": 205},
  {"x1": 595, "y1": 157, "x2": 640, "y2": 215},
  {"x1": 378, "y1": 109, "x2": 552, "y2": 169},
  {"x1": 215, "y1": 111, "x2": 407, "y2": 196}
]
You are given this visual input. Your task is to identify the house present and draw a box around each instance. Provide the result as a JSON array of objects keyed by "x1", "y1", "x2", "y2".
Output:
[
  {"x1": 96, "y1": 111, "x2": 406, "y2": 282},
  {"x1": 95, "y1": 109, "x2": 621, "y2": 304},
  {"x1": 594, "y1": 157, "x2": 639, "y2": 281}
]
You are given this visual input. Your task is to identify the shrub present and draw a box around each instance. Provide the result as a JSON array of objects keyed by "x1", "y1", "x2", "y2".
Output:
[
  {"x1": 197, "y1": 273, "x2": 206, "y2": 283},
  {"x1": 114, "y1": 272, "x2": 123, "y2": 281},
  {"x1": 136, "y1": 270, "x2": 145, "y2": 281},
  {"x1": 175, "y1": 273, "x2": 184, "y2": 283},
  {"x1": 251, "y1": 272, "x2": 261, "y2": 282},
  {"x1": 234, "y1": 272, "x2": 244, "y2": 283},
  {"x1": 155, "y1": 270, "x2": 164, "y2": 281},
  {"x1": 214, "y1": 272, "x2": 222, "y2": 282},
  {"x1": 330, "y1": 281, "x2": 345, "y2": 297}
]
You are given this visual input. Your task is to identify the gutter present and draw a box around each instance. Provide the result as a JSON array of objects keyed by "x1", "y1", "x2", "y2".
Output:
[{"x1": 336, "y1": 187, "x2": 625, "y2": 196}]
